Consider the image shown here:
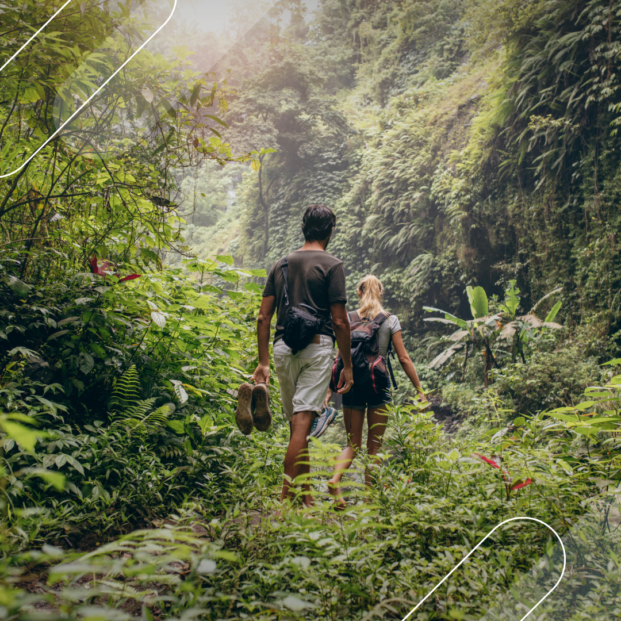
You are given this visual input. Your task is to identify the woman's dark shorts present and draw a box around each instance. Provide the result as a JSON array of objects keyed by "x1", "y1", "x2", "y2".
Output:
[{"x1": 342, "y1": 377, "x2": 392, "y2": 411}]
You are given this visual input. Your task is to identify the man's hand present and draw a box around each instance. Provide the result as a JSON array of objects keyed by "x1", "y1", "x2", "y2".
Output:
[
  {"x1": 252, "y1": 363, "x2": 270, "y2": 385},
  {"x1": 336, "y1": 366, "x2": 353, "y2": 394},
  {"x1": 255, "y1": 296, "x2": 275, "y2": 386}
]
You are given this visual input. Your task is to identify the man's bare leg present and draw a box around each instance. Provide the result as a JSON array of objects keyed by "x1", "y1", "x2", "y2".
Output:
[{"x1": 281, "y1": 411, "x2": 316, "y2": 507}]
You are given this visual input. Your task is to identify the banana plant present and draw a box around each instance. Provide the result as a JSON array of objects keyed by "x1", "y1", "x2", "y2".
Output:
[
  {"x1": 424, "y1": 286, "x2": 501, "y2": 388},
  {"x1": 424, "y1": 282, "x2": 564, "y2": 387},
  {"x1": 497, "y1": 283, "x2": 564, "y2": 363}
]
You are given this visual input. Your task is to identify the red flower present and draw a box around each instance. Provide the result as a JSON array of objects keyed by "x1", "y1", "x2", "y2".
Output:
[
  {"x1": 90, "y1": 255, "x2": 140, "y2": 283},
  {"x1": 510, "y1": 479, "x2": 533, "y2": 491},
  {"x1": 473, "y1": 453, "x2": 500, "y2": 469}
]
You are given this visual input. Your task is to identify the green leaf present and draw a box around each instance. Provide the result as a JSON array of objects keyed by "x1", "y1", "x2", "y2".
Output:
[
  {"x1": 205, "y1": 114, "x2": 229, "y2": 128},
  {"x1": 216, "y1": 255, "x2": 234, "y2": 266},
  {"x1": 190, "y1": 82, "x2": 201, "y2": 106},
  {"x1": 193, "y1": 296, "x2": 214, "y2": 310},
  {"x1": 78, "y1": 352, "x2": 95, "y2": 375},
  {"x1": 151, "y1": 311, "x2": 166, "y2": 328},
  {"x1": 467, "y1": 286, "x2": 488, "y2": 319},
  {"x1": 198, "y1": 415, "x2": 212, "y2": 435},
  {"x1": 282, "y1": 595, "x2": 314, "y2": 612},
  {"x1": 166, "y1": 420, "x2": 185, "y2": 435},
  {"x1": 1, "y1": 421, "x2": 41, "y2": 453},
  {"x1": 48, "y1": 330, "x2": 70, "y2": 341},
  {"x1": 244, "y1": 282, "x2": 263, "y2": 294},
  {"x1": 24, "y1": 468, "x2": 65, "y2": 491},
  {"x1": 3, "y1": 274, "x2": 32, "y2": 296},
  {"x1": 544, "y1": 300, "x2": 562, "y2": 323},
  {"x1": 201, "y1": 284, "x2": 222, "y2": 293}
]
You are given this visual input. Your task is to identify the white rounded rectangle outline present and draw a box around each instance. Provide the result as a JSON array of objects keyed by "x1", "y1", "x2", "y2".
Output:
[
  {"x1": 401, "y1": 517, "x2": 567, "y2": 621},
  {"x1": 0, "y1": 0, "x2": 178, "y2": 179}
]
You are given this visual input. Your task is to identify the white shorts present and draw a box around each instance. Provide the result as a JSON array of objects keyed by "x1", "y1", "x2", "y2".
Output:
[{"x1": 273, "y1": 335, "x2": 335, "y2": 421}]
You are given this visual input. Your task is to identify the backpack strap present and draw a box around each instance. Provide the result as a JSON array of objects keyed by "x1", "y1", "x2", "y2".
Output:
[
  {"x1": 349, "y1": 311, "x2": 360, "y2": 323},
  {"x1": 379, "y1": 314, "x2": 399, "y2": 389},
  {"x1": 280, "y1": 256, "x2": 290, "y2": 307},
  {"x1": 369, "y1": 311, "x2": 390, "y2": 330}
]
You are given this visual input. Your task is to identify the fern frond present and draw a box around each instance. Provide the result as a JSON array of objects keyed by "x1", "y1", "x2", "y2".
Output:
[
  {"x1": 113, "y1": 402, "x2": 171, "y2": 435},
  {"x1": 121, "y1": 398, "x2": 157, "y2": 421},
  {"x1": 140, "y1": 404, "x2": 171, "y2": 428},
  {"x1": 110, "y1": 365, "x2": 141, "y2": 412}
]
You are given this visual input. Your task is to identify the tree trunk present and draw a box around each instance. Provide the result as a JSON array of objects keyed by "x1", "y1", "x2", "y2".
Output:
[{"x1": 257, "y1": 154, "x2": 268, "y2": 258}]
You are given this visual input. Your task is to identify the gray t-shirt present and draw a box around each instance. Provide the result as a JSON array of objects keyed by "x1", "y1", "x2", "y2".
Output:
[{"x1": 349, "y1": 313, "x2": 402, "y2": 358}]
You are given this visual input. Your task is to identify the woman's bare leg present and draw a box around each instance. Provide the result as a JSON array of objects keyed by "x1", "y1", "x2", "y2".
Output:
[
  {"x1": 365, "y1": 405, "x2": 389, "y2": 488},
  {"x1": 328, "y1": 407, "x2": 364, "y2": 508}
]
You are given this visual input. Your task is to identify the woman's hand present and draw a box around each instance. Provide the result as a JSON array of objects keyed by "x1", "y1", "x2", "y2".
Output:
[{"x1": 323, "y1": 389, "x2": 332, "y2": 410}]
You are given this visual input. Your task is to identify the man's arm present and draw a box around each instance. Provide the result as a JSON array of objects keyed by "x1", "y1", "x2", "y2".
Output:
[
  {"x1": 252, "y1": 295, "x2": 276, "y2": 384},
  {"x1": 330, "y1": 302, "x2": 354, "y2": 394}
]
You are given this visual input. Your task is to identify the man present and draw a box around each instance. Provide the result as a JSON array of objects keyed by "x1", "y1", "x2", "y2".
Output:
[{"x1": 252, "y1": 204, "x2": 353, "y2": 507}]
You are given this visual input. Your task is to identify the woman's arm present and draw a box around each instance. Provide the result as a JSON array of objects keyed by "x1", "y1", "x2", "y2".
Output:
[{"x1": 390, "y1": 331, "x2": 427, "y2": 401}]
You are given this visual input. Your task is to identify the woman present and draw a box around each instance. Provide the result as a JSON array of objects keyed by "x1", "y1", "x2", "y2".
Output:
[{"x1": 327, "y1": 275, "x2": 426, "y2": 509}]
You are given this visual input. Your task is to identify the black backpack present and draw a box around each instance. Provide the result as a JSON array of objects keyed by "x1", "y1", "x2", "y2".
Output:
[
  {"x1": 329, "y1": 311, "x2": 398, "y2": 393},
  {"x1": 280, "y1": 255, "x2": 327, "y2": 354}
]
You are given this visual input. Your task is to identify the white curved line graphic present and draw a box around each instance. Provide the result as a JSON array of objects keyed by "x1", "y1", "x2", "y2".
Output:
[
  {"x1": 0, "y1": 0, "x2": 75, "y2": 75},
  {"x1": 402, "y1": 517, "x2": 567, "y2": 621},
  {"x1": 0, "y1": 0, "x2": 178, "y2": 179}
]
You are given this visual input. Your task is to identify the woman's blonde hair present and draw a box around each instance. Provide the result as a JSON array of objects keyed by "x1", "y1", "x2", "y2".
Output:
[{"x1": 357, "y1": 275, "x2": 386, "y2": 320}]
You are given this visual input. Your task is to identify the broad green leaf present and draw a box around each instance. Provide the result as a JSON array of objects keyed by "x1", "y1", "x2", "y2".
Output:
[
  {"x1": 166, "y1": 420, "x2": 185, "y2": 434},
  {"x1": 25, "y1": 468, "x2": 65, "y2": 491},
  {"x1": 2, "y1": 274, "x2": 31, "y2": 296},
  {"x1": 468, "y1": 286, "x2": 488, "y2": 319},
  {"x1": 78, "y1": 352, "x2": 95, "y2": 375},
  {"x1": 244, "y1": 282, "x2": 263, "y2": 294},
  {"x1": 216, "y1": 255, "x2": 234, "y2": 266},
  {"x1": 1, "y1": 421, "x2": 41, "y2": 452},
  {"x1": 151, "y1": 311, "x2": 166, "y2": 328},
  {"x1": 193, "y1": 296, "x2": 213, "y2": 310},
  {"x1": 198, "y1": 415, "x2": 212, "y2": 435}
]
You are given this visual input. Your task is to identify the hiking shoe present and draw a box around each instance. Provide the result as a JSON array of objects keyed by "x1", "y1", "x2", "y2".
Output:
[
  {"x1": 235, "y1": 383, "x2": 254, "y2": 435},
  {"x1": 310, "y1": 406, "x2": 338, "y2": 438},
  {"x1": 252, "y1": 383, "x2": 272, "y2": 432}
]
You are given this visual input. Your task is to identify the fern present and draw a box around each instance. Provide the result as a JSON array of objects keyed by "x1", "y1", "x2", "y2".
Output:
[
  {"x1": 121, "y1": 398, "x2": 157, "y2": 420},
  {"x1": 110, "y1": 365, "x2": 141, "y2": 412},
  {"x1": 113, "y1": 402, "x2": 172, "y2": 435}
]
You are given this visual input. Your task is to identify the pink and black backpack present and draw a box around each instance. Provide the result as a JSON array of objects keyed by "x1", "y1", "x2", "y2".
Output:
[{"x1": 329, "y1": 311, "x2": 398, "y2": 393}]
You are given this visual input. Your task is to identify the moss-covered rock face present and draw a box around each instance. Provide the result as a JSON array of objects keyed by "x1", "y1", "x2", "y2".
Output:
[{"x1": 206, "y1": 0, "x2": 621, "y2": 380}]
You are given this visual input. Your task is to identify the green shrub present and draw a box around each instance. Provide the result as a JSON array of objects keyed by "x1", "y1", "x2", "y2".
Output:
[{"x1": 492, "y1": 344, "x2": 605, "y2": 415}]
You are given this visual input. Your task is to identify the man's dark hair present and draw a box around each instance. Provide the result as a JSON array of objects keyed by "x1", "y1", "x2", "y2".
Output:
[{"x1": 302, "y1": 204, "x2": 336, "y2": 242}]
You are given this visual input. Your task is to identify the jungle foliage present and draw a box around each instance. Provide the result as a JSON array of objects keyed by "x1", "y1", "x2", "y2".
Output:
[{"x1": 2, "y1": 1, "x2": 621, "y2": 620}]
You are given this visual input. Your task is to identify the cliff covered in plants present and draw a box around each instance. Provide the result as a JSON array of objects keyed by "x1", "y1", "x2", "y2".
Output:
[{"x1": 198, "y1": 0, "x2": 621, "y2": 378}]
